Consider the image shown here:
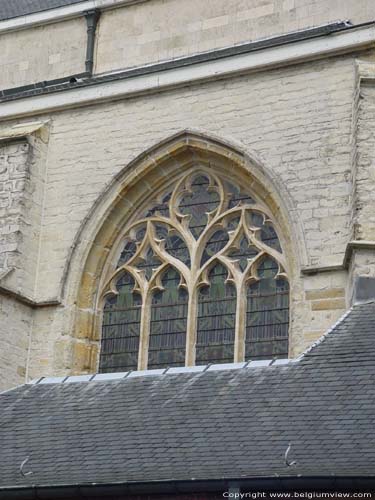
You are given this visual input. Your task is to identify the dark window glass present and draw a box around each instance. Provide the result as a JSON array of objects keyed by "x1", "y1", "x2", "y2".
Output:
[
  {"x1": 201, "y1": 229, "x2": 229, "y2": 266},
  {"x1": 144, "y1": 191, "x2": 171, "y2": 218},
  {"x1": 148, "y1": 267, "x2": 188, "y2": 369},
  {"x1": 99, "y1": 273, "x2": 141, "y2": 372},
  {"x1": 196, "y1": 263, "x2": 236, "y2": 365},
  {"x1": 100, "y1": 171, "x2": 289, "y2": 372},
  {"x1": 133, "y1": 246, "x2": 162, "y2": 281},
  {"x1": 260, "y1": 223, "x2": 282, "y2": 252},
  {"x1": 227, "y1": 181, "x2": 255, "y2": 208},
  {"x1": 245, "y1": 257, "x2": 289, "y2": 360},
  {"x1": 227, "y1": 235, "x2": 259, "y2": 272},
  {"x1": 155, "y1": 223, "x2": 190, "y2": 266},
  {"x1": 179, "y1": 175, "x2": 220, "y2": 238}
]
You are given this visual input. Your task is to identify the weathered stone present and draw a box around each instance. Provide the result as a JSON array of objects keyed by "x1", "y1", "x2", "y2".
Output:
[{"x1": 311, "y1": 298, "x2": 347, "y2": 311}]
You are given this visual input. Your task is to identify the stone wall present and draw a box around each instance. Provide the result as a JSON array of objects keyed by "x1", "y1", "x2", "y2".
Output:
[
  {"x1": 0, "y1": 295, "x2": 31, "y2": 390},
  {"x1": 0, "y1": 126, "x2": 51, "y2": 391},
  {"x1": 37, "y1": 55, "x2": 355, "y2": 300},
  {"x1": 5, "y1": 53, "x2": 357, "y2": 381},
  {"x1": 0, "y1": 17, "x2": 86, "y2": 91},
  {"x1": 1, "y1": 0, "x2": 375, "y2": 92},
  {"x1": 0, "y1": 124, "x2": 49, "y2": 298},
  {"x1": 0, "y1": 140, "x2": 29, "y2": 274},
  {"x1": 1, "y1": 2, "x2": 375, "y2": 388},
  {"x1": 94, "y1": 0, "x2": 375, "y2": 73},
  {"x1": 355, "y1": 82, "x2": 375, "y2": 242}
]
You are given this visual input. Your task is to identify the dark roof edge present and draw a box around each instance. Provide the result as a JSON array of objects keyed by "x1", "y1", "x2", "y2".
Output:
[
  {"x1": 294, "y1": 306, "x2": 354, "y2": 361},
  {"x1": 0, "y1": 0, "x2": 86, "y2": 23},
  {"x1": 2, "y1": 476, "x2": 375, "y2": 498},
  {"x1": 0, "y1": 20, "x2": 368, "y2": 103}
]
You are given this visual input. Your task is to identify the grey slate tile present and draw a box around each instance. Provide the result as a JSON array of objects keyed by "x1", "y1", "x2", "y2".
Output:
[
  {"x1": 0, "y1": 0, "x2": 84, "y2": 21},
  {"x1": 0, "y1": 302, "x2": 374, "y2": 488}
]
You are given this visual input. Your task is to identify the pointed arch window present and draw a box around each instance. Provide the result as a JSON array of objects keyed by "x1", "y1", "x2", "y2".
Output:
[{"x1": 99, "y1": 169, "x2": 289, "y2": 373}]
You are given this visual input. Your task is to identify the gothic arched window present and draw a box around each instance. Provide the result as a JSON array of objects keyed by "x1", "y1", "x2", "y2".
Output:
[{"x1": 99, "y1": 169, "x2": 289, "y2": 372}]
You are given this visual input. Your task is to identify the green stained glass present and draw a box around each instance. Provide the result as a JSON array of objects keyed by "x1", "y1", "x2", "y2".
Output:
[
  {"x1": 226, "y1": 215, "x2": 240, "y2": 232},
  {"x1": 201, "y1": 229, "x2": 229, "y2": 266},
  {"x1": 155, "y1": 224, "x2": 190, "y2": 266},
  {"x1": 196, "y1": 263, "x2": 236, "y2": 365},
  {"x1": 148, "y1": 267, "x2": 188, "y2": 369},
  {"x1": 117, "y1": 239, "x2": 137, "y2": 266},
  {"x1": 227, "y1": 236, "x2": 259, "y2": 271},
  {"x1": 99, "y1": 272, "x2": 141, "y2": 373},
  {"x1": 227, "y1": 181, "x2": 255, "y2": 208},
  {"x1": 134, "y1": 247, "x2": 162, "y2": 281},
  {"x1": 260, "y1": 223, "x2": 282, "y2": 252},
  {"x1": 100, "y1": 170, "x2": 289, "y2": 373},
  {"x1": 248, "y1": 211, "x2": 265, "y2": 228},
  {"x1": 179, "y1": 175, "x2": 220, "y2": 238},
  {"x1": 144, "y1": 191, "x2": 171, "y2": 218},
  {"x1": 245, "y1": 257, "x2": 289, "y2": 360}
]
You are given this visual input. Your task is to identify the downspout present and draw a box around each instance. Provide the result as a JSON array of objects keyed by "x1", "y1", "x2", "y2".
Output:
[{"x1": 84, "y1": 9, "x2": 101, "y2": 76}]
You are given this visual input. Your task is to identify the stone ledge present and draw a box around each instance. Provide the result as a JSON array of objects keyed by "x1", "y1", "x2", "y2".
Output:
[{"x1": 0, "y1": 283, "x2": 61, "y2": 308}]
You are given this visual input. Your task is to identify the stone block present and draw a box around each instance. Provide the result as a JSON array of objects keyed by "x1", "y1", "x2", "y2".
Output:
[{"x1": 311, "y1": 298, "x2": 346, "y2": 311}]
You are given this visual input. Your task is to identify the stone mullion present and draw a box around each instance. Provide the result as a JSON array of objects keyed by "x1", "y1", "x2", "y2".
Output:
[
  {"x1": 185, "y1": 285, "x2": 198, "y2": 366},
  {"x1": 234, "y1": 278, "x2": 247, "y2": 362},
  {"x1": 137, "y1": 287, "x2": 152, "y2": 370},
  {"x1": 185, "y1": 239, "x2": 200, "y2": 366}
]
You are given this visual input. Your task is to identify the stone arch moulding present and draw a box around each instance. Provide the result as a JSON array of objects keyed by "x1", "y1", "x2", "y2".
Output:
[{"x1": 62, "y1": 130, "x2": 307, "y2": 374}]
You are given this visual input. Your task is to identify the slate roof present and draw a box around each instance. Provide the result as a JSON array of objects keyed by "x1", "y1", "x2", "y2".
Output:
[
  {"x1": 0, "y1": 0, "x2": 85, "y2": 21},
  {"x1": 0, "y1": 301, "x2": 374, "y2": 492}
]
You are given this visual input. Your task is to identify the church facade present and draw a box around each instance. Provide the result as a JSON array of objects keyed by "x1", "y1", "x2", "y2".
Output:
[
  {"x1": 1, "y1": 0, "x2": 375, "y2": 390},
  {"x1": 1, "y1": 0, "x2": 375, "y2": 497}
]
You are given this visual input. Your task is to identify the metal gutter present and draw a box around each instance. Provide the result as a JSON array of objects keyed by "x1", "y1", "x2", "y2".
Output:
[
  {"x1": 0, "y1": 20, "x2": 355, "y2": 102},
  {"x1": 84, "y1": 9, "x2": 100, "y2": 75},
  {"x1": 0, "y1": 476, "x2": 374, "y2": 499}
]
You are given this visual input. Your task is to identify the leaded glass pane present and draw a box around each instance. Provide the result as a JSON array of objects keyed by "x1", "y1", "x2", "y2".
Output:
[
  {"x1": 260, "y1": 223, "x2": 282, "y2": 252},
  {"x1": 196, "y1": 263, "x2": 236, "y2": 365},
  {"x1": 227, "y1": 181, "x2": 255, "y2": 208},
  {"x1": 134, "y1": 247, "x2": 162, "y2": 281},
  {"x1": 117, "y1": 239, "x2": 137, "y2": 266},
  {"x1": 227, "y1": 236, "x2": 259, "y2": 271},
  {"x1": 248, "y1": 211, "x2": 264, "y2": 228},
  {"x1": 100, "y1": 168, "x2": 289, "y2": 372},
  {"x1": 245, "y1": 257, "x2": 289, "y2": 360},
  {"x1": 179, "y1": 175, "x2": 220, "y2": 238},
  {"x1": 99, "y1": 273, "x2": 141, "y2": 372},
  {"x1": 155, "y1": 224, "x2": 190, "y2": 266},
  {"x1": 201, "y1": 229, "x2": 229, "y2": 266},
  {"x1": 148, "y1": 267, "x2": 188, "y2": 369},
  {"x1": 144, "y1": 191, "x2": 171, "y2": 218}
]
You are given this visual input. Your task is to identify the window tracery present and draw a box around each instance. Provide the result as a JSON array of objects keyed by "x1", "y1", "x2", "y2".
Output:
[{"x1": 99, "y1": 168, "x2": 289, "y2": 372}]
